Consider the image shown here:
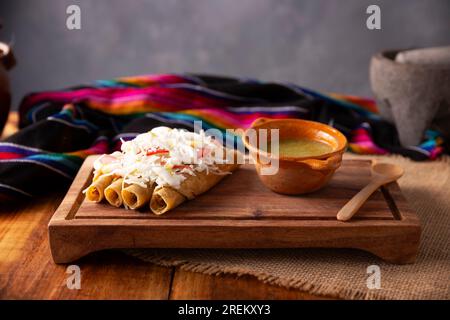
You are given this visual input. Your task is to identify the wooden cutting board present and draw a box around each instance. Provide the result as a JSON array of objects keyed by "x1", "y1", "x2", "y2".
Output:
[{"x1": 48, "y1": 156, "x2": 421, "y2": 264}]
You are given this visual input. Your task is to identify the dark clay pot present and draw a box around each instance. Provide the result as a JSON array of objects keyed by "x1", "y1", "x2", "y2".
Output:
[{"x1": 0, "y1": 42, "x2": 15, "y2": 135}]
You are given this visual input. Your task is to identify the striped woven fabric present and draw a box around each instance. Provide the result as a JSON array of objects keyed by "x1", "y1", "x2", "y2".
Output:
[{"x1": 0, "y1": 74, "x2": 445, "y2": 200}]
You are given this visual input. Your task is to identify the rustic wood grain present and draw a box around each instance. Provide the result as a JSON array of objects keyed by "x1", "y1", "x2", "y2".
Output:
[
  {"x1": 0, "y1": 113, "x2": 419, "y2": 299},
  {"x1": 48, "y1": 156, "x2": 421, "y2": 264},
  {"x1": 76, "y1": 161, "x2": 394, "y2": 220},
  {"x1": 0, "y1": 191, "x2": 333, "y2": 300},
  {"x1": 169, "y1": 269, "x2": 334, "y2": 300},
  {"x1": 0, "y1": 111, "x2": 341, "y2": 300},
  {"x1": 0, "y1": 194, "x2": 173, "y2": 299}
]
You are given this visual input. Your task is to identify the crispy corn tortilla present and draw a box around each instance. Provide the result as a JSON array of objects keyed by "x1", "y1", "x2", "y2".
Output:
[
  {"x1": 150, "y1": 187, "x2": 186, "y2": 215},
  {"x1": 85, "y1": 174, "x2": 114, "y2": 202},
  {"x1": 86, "y1": 148, "x2": 241, "y2": 213},
  {"x1": 104, "y1": 178, "x2": 124, "y2": 207},
  {"x1": 122, "y1": 182, "x2": 155, "y2": 210},
  {"x1": 150, "y1": 162, "x2": 239, "y2": 215}
]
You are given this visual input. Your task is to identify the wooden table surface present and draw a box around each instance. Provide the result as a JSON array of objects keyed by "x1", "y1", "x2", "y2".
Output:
[{"x1": 0, "y1": 112, "x2": 330, "y2": 300}]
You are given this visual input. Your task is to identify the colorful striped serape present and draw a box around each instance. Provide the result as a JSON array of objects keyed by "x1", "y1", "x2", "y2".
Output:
[{"x1": 0, "y1": 74, "x2": 445, "y2": 199}]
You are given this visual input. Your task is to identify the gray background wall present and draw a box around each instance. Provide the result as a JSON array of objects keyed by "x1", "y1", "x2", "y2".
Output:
[{"x1": 1, "y1": 0, "x2": 449, "y2": 107}]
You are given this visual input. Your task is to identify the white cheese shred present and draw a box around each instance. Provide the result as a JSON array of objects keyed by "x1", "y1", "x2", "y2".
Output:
[{"x1": 92, "y1": 127, "x2": 231, "y2": 190}]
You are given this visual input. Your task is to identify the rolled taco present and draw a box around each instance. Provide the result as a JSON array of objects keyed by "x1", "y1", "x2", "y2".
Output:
[
  {"x1": 150, "y1": 187, "x2": 186, "y2": 215},
  {"x1": 104, "y1": 178, "x2": 124, "y2": 207},
  {"x1": 85, "y1": 174, "x2": 114, "y2": 202},
  {"x1": 122, "y1": 182, "x2": 155, "y2": 210},
  {"x1": 150, "y1": 162, "x2": 239, "y2": 215},
  {"x1": 84, "y1": 127, "x2": 240, "y2": 213}
]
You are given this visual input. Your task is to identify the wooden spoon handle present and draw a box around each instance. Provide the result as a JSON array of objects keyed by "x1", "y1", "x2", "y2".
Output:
[{"x1": 337, "y1": 180, "x2": 382, "y2": 221}]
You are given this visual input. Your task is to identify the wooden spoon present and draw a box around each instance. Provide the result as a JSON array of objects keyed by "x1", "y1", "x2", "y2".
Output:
[{"x1": 337, "y1": 163, "x2": 404, "y2": 221}]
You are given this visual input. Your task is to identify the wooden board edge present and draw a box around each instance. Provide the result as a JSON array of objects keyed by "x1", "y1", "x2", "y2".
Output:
[
  {"x1": 47, "y1": 157, "x2": 422, "y2": 265},
  {"x1": 384, "y1": 182, "x2": 420, "y2": 221},
  {"x1": 48, "y1": 155, "x2": 98, "y2": 223},
  {"x1": 48, "y1": 218, "x2": 421, "y2": 264}
]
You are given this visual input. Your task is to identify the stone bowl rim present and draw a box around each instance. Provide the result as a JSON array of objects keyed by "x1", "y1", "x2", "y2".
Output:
[{"x1": 373, "y1": 49, "x2": 450, "y2": 71}]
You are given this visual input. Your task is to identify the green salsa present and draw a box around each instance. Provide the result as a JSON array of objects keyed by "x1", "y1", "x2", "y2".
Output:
[{"x1": 263, "y1": 138, "x2": 332, "y2": 157}]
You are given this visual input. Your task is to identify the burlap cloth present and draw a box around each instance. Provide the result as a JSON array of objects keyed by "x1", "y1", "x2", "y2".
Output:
[{"x1": 126, "y1": 154, "x2": 450, "y2": 300}]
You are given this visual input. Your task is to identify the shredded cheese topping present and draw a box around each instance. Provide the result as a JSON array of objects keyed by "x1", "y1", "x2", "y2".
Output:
[{"x1": 93, "y1": 127, "x2": 230, "y2": 189}]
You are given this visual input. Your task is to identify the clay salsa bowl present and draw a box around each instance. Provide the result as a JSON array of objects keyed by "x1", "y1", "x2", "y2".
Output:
[{"x1": 242, "y1": 118, "x2": 347, "y2": 195}]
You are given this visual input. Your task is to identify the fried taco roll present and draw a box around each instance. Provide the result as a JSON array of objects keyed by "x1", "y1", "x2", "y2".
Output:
[
  {"x1": 85, "y1": 174, "x2": 114, "y2": 202},
  {"x1": 92, "y1": 170, "x2": 103, "y2": 182},
  {"x1": 104, "y1": 178, "x2": 124, "y2": 207},
  {"x1": 150, "y1": 186, "x2": 186, "y2": 215},
  {"x1": 122, "y1": 182, "x2": 155, "y2": 210},
  {"x1": 150, "y1": 162, "x2": 239, "y2": 215}
]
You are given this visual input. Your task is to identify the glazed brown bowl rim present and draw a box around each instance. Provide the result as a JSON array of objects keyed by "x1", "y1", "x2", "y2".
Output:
[{"x1": 242, "y1": 118, "x2": 348, "y2": 162}]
